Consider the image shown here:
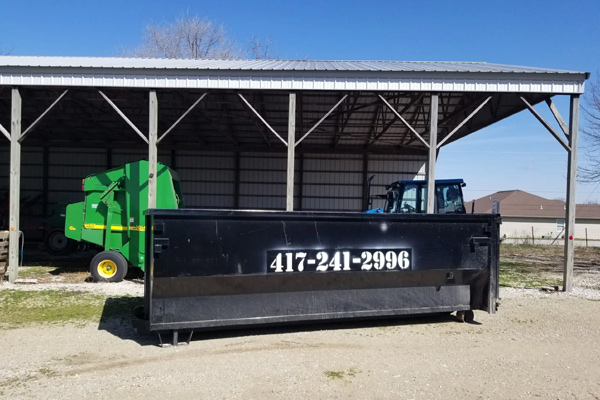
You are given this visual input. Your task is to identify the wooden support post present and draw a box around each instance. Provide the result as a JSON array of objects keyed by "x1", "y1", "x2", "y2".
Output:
[
  {"x1": 8, "y1": 88, "x2": 22, "y2": 283},
  {"x1": 286, "y1": 93, "x2": 296, "y2": 211},
  {"x1": 426, "y1": 94, "x2": 439, "y2": 214},
  {"x1": 563, "y1": 94, "x2": 579, "y2": 292},
  {"x1": 148, "y1": 90, "x2": 158, "y2": 210}
]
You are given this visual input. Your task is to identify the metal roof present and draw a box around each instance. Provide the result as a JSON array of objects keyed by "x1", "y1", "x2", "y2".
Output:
[
  {"x1": 0, "y1": 56, "x2": 586, "y2": 74},
  {"x1": 0, "y1": 56, "x2": 589, "y2": 155},
  {"x1": 0, "y1": 56, "x2": 588, "y2": 94}
]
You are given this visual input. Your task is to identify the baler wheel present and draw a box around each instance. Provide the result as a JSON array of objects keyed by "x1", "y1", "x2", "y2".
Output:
[
  {"x1": 90, "y1": 251, "x2": 128, "y2": 282},
  {"x1": 45, "y1": 229, "x2": 76, "y2": 255}
]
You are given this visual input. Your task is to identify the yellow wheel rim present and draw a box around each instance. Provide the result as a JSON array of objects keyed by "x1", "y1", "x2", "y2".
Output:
[{"x1": 98, "y1": 260, "x2": 117, "y2": 279}]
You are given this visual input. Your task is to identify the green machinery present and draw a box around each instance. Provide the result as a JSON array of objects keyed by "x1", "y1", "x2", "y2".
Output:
[{"x1": 65, "y1": 160, "x2": 183, "y2": 282}]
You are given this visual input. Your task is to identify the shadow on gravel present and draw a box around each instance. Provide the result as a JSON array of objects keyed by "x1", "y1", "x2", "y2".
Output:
[
  {"x1": 98, "y1": 297, "x2": 156, "y2": 346},
  {"x1": 111, "y1": 311, "x2": 468, "y2": 347},
  {"x1": 189, "y1": 313, "x2": 464, "y2": 343}
]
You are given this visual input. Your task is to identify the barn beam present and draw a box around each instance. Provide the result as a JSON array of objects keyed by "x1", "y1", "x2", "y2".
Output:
[
  {"x1": 520, "y1": 96, "x2": 570, "y2": 151},
  {"x1": 563, "y1": 94, "x2": 580, "y2": 292},
  {"x1": 0, "y1": 121, "x2": 10, "y2": 141},
  {"x1": 378, "y1": 94, "x2": 429, "y2": 148},
  {"x1": 238, "y1": 93, "x2": 287, "y2": 146},
  {"x1": 368, "y1": 93, "x2": 424, "y2": 147},
  {"x1": 296, "y1": 94, "x2": 348, "y2": 146},
  {"x1": 148, "y1": 90, "x2": 158, "y2": 209},
  {"x1": 7, "y1": 88, "x2": 22, "y2": 283},
  {"x1": 19, "y1": 90, "x2": 69, "y2": 143},
  {"x1": 437, "y1": 96, "x2": 492, "y2": 149},
  {"x1": 426, "y1": 94, "x2": 439, "y2": 214},
  {"x1": 287, "y1": 93, "x2": 296, "y2": 211},
  {"x1": 546, "y1": 99, "x2": 570, "y2": 137},
  {"x1": 158, "y1": 92, "x2": 208, "y2": 143},
  {"x1": 98, "y1": 90, "x2": 149, "y2": 144}
]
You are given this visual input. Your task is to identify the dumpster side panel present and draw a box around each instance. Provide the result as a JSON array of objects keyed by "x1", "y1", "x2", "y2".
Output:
[{"x1": 144, "y1": 210, "x2": 500, "y2": 332}]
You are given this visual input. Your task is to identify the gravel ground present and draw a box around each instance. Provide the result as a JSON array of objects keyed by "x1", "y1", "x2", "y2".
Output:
[{"x1": 1, "y1": 277, "x2": 600, "y2": 399}]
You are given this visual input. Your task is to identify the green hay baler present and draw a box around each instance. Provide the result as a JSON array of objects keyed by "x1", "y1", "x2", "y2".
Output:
[{"x1": 65, "y1": 160, "x2": 183, "y2": 282}]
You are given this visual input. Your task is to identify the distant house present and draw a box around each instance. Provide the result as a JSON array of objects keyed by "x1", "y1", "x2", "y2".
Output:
[{"x1": 466, "y1": 190, "x2": 600, "y2": 244}]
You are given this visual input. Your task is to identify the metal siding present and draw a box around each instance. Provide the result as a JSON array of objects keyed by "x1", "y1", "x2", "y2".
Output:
[
  {"x1": 47, "y1": 148, "x2": 106, "y2": 205},
  {"x1": 175, "y1": 152, "x2": 235, "y2": 208},
  {"x1": 112, "y1": 150, "x2": 148, "y2": 166},
  {"x1": 367, "y1": 155, "x2": 427, "y2": 210},
  {"x1": 235, "y1": 153, "x2": 287, "y2": 210},
  {"x1": 301, "y1": 154, "x2": 363, "y2": 211}
]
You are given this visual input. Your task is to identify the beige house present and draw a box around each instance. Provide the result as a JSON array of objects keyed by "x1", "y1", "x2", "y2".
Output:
[{"x1": 467, "y1": 190, "x2": 600, "y2": 246}]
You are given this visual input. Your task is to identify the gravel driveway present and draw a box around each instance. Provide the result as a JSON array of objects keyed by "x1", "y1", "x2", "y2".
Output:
[{"x1": 1, "y1": 283, "x2": 600, "y2": 399}]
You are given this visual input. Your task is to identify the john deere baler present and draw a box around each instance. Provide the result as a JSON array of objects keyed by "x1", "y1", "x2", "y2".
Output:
[{"x1": 65, "y1": 160, "x2": 183, "y2": 282}]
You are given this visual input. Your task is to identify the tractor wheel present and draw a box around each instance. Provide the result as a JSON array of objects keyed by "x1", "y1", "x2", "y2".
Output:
[
  {"x1": 45, "y1": 229, "x2": 76, "y2": 255},
  {"x1": 90, "y1": 251, "x2": 128, "y2": 283}
]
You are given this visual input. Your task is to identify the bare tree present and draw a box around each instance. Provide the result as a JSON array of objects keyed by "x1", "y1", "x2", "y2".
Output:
[
  {"x1": 127, "y1": 14, "x2": 240, "y2": 59},
  {"x1": 248, "y1": 36, "x2": 278, "y2": 60},
  {"x1": 579, "y1": 74, "x2": 600, "y2": 182},
  {"x1": 121, "y1": 14, "x2": 278, "y2": 60}
]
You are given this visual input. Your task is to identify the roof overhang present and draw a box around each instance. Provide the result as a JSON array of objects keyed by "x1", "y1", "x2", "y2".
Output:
[{"x1": 0, "y1": 57, "x2": 590, "y2": 154}]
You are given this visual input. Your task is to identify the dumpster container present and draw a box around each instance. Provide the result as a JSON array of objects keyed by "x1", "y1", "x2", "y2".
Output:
[
  {"x1": 139, "y1": 209, "x2": 500, "y2": 344},
  {"x1": 65, "y1": 160, "x2": 183, "y2": 282}
]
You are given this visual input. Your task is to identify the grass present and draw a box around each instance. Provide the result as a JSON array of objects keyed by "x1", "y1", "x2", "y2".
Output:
[
  {"x1": 499, "y1": 262, "x2": 562, "y2": 288},
  {"x1": 1, "y1": 244, "x2": 597, "y2": 328},
  {"x1": 499, "y1": 243, "x2": 600, "y2": 288},
  {"x1": 0, "y1": 289, "x2": 142, "y2": 329},
  {"x1": 324, "y1": 368, "x2": 358, "y2": 381}
]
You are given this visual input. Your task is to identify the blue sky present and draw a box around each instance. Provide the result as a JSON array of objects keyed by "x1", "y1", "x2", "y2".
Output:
[{"x1": 1, "y1": 0, "x2": 599, "y2": 202}]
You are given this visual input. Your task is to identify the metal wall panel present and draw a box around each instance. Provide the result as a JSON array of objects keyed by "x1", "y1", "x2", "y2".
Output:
[
  {"x1": 238, "y1": 152, "x2": 287, "y2": 210},
  {"x1": 301, "y1": 154, "x2": 363, "y2": 211},
  {"x1": 47, "y1": 148, "x2": 106, "y2": 206},
  {"x1": 175, "y1": 151, "x2": 236, "y2": 208},
  {"x1": 367, "y1": 155, "x2": 427, "y2": 210},
  {"x1": 0, "y1": 146, "x2": 426, "y2": 233}
]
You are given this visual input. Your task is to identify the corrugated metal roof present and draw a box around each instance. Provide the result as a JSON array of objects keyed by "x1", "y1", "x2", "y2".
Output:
[{"x1": 0, "y1": 56, "x2": 587, "y2": 75}]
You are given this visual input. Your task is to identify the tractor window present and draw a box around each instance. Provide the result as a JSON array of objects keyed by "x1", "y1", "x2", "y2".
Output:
[
  {"x1": 436, "y1": 184, "x2": 466, "y2": 214},
  {"x1": 399, "y1": 184, "x2": 419, "y2": 213}
]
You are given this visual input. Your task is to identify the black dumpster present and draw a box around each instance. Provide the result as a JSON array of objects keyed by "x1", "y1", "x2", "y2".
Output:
[{"x1": 140, "y1": 209, "x2": 500, "y2": 342}]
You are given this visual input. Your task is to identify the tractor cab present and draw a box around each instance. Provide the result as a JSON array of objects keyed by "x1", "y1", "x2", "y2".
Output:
[{"x1": 383, "y1": 179, "x2": 467, "y2": 214}]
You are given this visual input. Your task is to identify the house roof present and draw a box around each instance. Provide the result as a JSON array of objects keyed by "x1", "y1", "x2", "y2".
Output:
[{"x1": 467, "y1": 190, "x2": 600, "y2": 219}]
